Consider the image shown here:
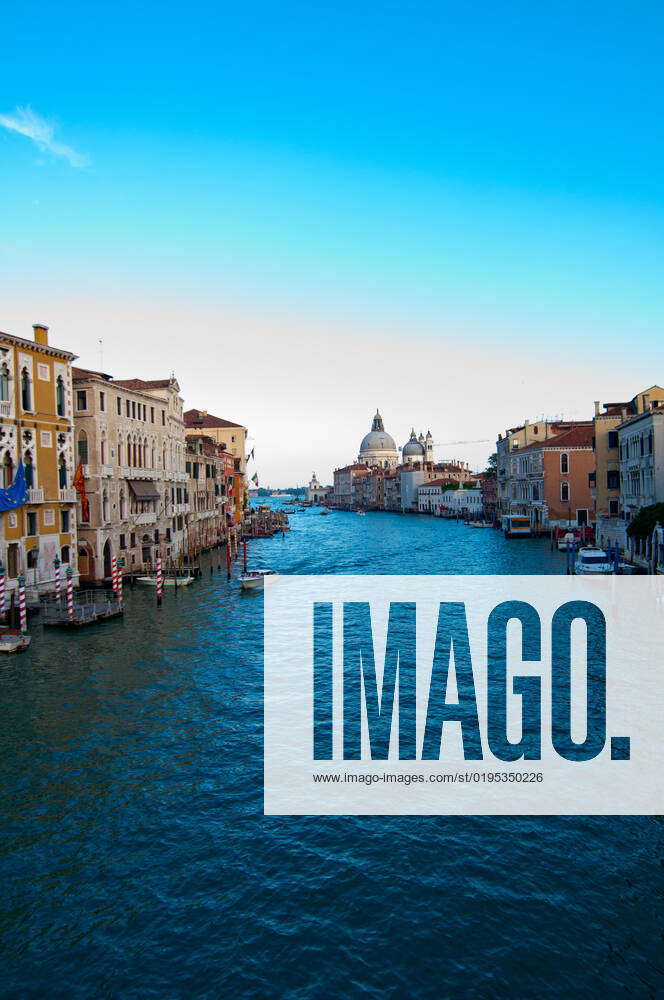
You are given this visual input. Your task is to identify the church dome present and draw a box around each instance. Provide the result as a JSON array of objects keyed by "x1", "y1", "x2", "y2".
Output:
[
  {"x1": 403, "y1": 429, "x2": 425, "y2": 458},
  {"x1": 358, "y1": 410, "x2": 399, "y2": 466},
  {"x1": 360, "y1": 429, "x2": 397, "y2": 454}
]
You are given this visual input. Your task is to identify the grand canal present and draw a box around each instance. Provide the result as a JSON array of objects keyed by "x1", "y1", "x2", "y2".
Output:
[{"x1": 0, "y1": 504, "x2": 661, "y2": 997}]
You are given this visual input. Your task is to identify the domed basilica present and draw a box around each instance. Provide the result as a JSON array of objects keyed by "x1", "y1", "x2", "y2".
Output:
[{"x1": 357, "y1": 411, "x2": 434, "y2": 468}]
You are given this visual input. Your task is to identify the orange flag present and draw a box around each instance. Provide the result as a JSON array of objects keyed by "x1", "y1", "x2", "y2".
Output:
[{"x1": 72, "y1": 462, "x2": 90, "y2": 521}]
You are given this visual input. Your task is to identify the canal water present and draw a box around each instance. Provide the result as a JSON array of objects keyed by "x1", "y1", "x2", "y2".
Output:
[{"x1": 0, "y1": 504, "x2": 660, "y2": 998}]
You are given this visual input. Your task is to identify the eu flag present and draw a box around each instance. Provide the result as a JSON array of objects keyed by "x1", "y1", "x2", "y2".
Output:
[{"x1": 0, "y1": 460, "x2": 30, "y2": 513}]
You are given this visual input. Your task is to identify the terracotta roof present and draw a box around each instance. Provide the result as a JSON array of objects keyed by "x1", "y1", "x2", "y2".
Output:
[
  {"x1": 114, "y1": 378, "x2": 173, "y2": 390},
  {"x1": 515, "y1": 423, "x2": 593, "y2": 453},
  {"x1": 541, "y1": 424, "x2": 594, "y2": 449},
  {"x1": 72, "y1": 366, "x2": 113, "y2": 381},
  {"x1": 184, "y1": 408, "x2": 245, "y2": 429}
]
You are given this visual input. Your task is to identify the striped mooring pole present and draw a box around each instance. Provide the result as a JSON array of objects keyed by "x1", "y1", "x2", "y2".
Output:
[
  {"x1": 111, "y1": 554, "x2": 118, "y2": 593},
  {"x1": 17, "y1": 573, "x2": 27, "y2": 633},
  {"x1": 0, "y1": 562, "x2": 5, "y2": 620},
  {"x1": 156, "y1": 557, "x2": 163, "y2": 607},
  {"x1": 117, "y1": 565, "x2": 123, "y2": 604},
  {"x1": 54, "y1": 555, "x2": 61, "y2": 601},
  {"x1": 66, "y1": 567, "x2": 74, "y2": 622}
]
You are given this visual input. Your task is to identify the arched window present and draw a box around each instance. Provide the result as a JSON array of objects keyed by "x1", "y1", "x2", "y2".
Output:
[
  {"x1": 100, "y1": 433, "x2": 107, "y2": 465},
  {"x1": 27, "y1": 549, "x2": 39, "y2": 569},
  {"x1": 561, "y1": 481, "x2": 570, "y2": 503},
  {"x1": 0, "y1": 364, "x2": 9, "y2": 401},
  {"x1": 77, "y1": 430, "x2": 88, "y2": 464},
  {"x1": 3, "y1": 452, "x2": 14, "y2": 488},
  {"x1": 102, "y1": 490, "x2": 109, "y2": 522},
  {"x1": 24, "y1": 450, "x2": 34, "y2": 488},
  {"x1": 21, "y1": 368, "x2": 31, "y2": 411},
  {"x1": 119, "y1": 489, "x2": 126, "y2": 520},
  {"x1": 58, "y1": 453, "x2": 67, "y2": 489},
  {"x1": 117, "y1": 435, "x2": 123, "y2": 465},
  {"x1": 61, "y1": 545, "x2": 70, "y2": 564},
  {"x1": 56, "y1": 376, "x2": 66, "y2": 416},
  {"x1": 560, "y1": 453, "x2": 569, "y2": 474},
  {"x1": 151, "y1": 444, "x2": 155, "y2": 468}
]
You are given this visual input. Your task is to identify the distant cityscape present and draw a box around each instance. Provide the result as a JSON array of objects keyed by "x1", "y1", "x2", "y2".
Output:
[
  {"x1": 321, "y1": 396, "x2": 664, "y2": 572},
  {"x1": 1, "y1": 320, "x2": 663, "y2": 609}
]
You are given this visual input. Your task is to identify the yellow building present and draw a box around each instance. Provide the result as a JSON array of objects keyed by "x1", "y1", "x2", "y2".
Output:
[
  {"x1": 0, "y1": 324, "x2": 78, "y2": 593},
  {"x1": 592, "y1": 386, "x2": 664, "y2": 519}
]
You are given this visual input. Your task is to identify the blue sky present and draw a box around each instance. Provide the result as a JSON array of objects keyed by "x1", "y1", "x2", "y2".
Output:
[{"x1": 1, "y1": 2, "x2": 663, "y2": 481}]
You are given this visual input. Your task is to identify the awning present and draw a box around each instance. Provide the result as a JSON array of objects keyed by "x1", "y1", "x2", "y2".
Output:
[{"x1": 127, "y1": 479, "x2": 160, "y2": 501}]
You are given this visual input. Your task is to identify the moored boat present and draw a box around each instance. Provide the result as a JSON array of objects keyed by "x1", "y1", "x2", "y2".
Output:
[
  {"x1": 574, "y1": 546, "x2": 614, "y2": 575},
  {"x1": 557, "y1": 531, "x2": 580, "y2": 551},
  {"x1": 136, "y1": 574, "x2": 195, "y2": 587},
  {"x1": 239, "y1": 569, "x2": 278, "y2": 590},
  {"x1": 0, "y1": 630, "x2": 31, "y2": 653}
]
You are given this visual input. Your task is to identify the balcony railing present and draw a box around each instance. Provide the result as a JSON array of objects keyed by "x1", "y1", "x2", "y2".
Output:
[
  {"x1": 100, "y1": 464, "x2": 114, "y2": 477},
  {"x1": 27, "y1": 488, "x2": 44, "y2": 503},
  {"x1": 0, "y1": 400, "x2": 11, "y2": 417},
  {"x1": 60, "y1": 488, "x2": 77, "y2": 502},
  {"x1": 135, "y1": 511, "x2": 157, "y2": 525},
  {"x1": 120, "y1": 466, "x2": 158, "y2": 480}
]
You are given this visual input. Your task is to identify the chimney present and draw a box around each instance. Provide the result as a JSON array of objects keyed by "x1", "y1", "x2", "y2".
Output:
[
  {"x1": 621, "y1": 407, "x2": 628, "y2": 421},
  {"x1": 33, "y1": 323, "x2": 49, "y2": 347},
  {"x1": 642, "y1": 394, "x2": 650, "y2": 411},
  {"x1": 594, "y1": 400, "x2": 600, "y2": 417}
]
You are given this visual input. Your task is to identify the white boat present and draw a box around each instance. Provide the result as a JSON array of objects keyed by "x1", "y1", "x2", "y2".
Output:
[
  {"x1": 574, "y1": 547, "x2": 614, "y2": 575},
  {"x1": 136, "y1": 574, "x2": 195, "y2": 587},
  {"x1": 0, "y1": 631, "x2": 31, "y2": 653},
  {"x1": 357, "y1": 510, "x2": 366, "y2": 516},
  {"x1": 239, "y1": 569, "x2": 278, "y2": 590},
  {"x1": 557, "y1": 531, "x2": 580, "y2": 551}
]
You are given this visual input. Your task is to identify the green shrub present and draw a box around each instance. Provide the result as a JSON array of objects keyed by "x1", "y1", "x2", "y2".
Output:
[{"x1": 626, "y1": 503, "x2": 664, "y2": 539}]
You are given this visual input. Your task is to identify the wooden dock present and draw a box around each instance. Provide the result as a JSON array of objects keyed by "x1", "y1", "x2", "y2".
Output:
[{"x1": 41, "y1": 590, "x2": 124, "y2": 628}]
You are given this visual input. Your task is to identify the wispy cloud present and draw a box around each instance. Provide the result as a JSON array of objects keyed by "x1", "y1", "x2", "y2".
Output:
[{"x1": 0, "y1": 105, "x2": 89, "y2": 168}]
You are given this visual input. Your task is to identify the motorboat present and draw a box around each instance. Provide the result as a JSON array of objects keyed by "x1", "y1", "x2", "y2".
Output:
[
  {"x1": 574, "y1": 547, "x2": 614, "y2": 575},
  {"x1": 0, "y1": 630, "x2": 31, "y2": 653},
  {"x1": 557, "y1": 531, "x2": 580, "y2": 551},
  {"x1": 240, "y1": 569, "x2": 278, "y2": 590},
  {"x1": 136, "y1": 574, "x2": 195, "y2": 587}
]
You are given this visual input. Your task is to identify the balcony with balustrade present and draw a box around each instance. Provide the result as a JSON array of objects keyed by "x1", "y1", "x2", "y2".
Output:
[
  {"x1": 134, "y1": 511, "x2": 157, "y2": 525},
  {"x1": 120, "y1": 466, "x2": 159, "y2": 480}
]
